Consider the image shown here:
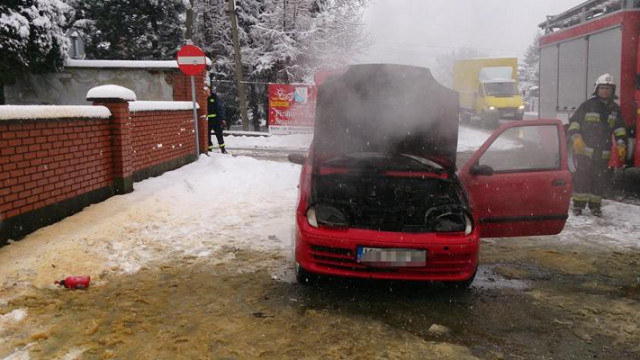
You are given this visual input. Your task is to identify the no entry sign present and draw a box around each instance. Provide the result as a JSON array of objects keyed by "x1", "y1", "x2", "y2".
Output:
[
  {"x1": 177, "y1": 44, "x2": 206, "y2": 155},
  {"x1": 176, "y1": 45, "x2": 206, "y2": 76}
]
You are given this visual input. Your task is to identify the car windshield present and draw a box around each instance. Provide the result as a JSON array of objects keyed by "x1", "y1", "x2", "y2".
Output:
[
  {"x1": 484, "y1": 82, "x2": 518, "y2": 97},
  {"x1": 321, "y1": 152, "x2": 445, "y2": 172}
]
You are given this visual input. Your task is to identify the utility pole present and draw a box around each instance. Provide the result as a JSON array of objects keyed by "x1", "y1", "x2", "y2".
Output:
[
  {"x1": 185, "y1": 0, "x2": 194, "y2": 40},
  {"x1": 227, "y1": 0, "x2": 250, "y2": 131}
]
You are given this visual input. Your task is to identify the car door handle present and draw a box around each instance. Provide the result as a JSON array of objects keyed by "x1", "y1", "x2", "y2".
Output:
[{"x1": 551, "y1": 179, "x2": 567, "y2": 186}]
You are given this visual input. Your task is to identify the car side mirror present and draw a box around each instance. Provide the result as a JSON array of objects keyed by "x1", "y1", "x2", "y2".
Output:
[
  {"x1": 288, "y1": 153, "x2": 307, "y2": 165},
  {"x1": 470, "y1": 163, "x2": 494, "y2": 176}
]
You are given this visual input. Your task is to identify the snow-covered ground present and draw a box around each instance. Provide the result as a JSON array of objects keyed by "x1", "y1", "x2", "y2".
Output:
[
  {"x1": 1, "y1": 125, "x2": 640, "y2": 359},
  {"x1": 1, "y1": 125, "x2": 637, "y2": 292}
]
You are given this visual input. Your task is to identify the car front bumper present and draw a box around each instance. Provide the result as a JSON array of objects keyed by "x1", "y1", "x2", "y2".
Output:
[
  {"x1": 490, "y1": 107, "x2": 524, "y2": 120},
  {"x1": 295, "y1": 214, "x2": 479, "y2": 282}
]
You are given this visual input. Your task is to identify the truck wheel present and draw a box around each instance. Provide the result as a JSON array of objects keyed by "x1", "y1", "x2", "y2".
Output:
[
  {"x1": 459, "y1": 113, "x2": 471, "y2": 124},
  {"x1": 481, "y1": 112, "x2": 498, "y2": 129}
]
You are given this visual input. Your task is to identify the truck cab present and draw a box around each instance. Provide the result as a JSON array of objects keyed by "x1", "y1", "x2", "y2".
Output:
[{"x1": 455, "y1": 58, "x2": 525, "y2": 128}]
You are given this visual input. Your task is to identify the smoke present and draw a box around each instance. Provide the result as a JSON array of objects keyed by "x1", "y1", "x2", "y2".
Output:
[{"x1": 313, "y1": 64, "x2": 459, "y2": 169}]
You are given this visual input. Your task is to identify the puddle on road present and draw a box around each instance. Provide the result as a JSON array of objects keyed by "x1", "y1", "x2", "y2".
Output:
[{"x1": 471, "y1": 265, "x2": 530, "y2": 290}]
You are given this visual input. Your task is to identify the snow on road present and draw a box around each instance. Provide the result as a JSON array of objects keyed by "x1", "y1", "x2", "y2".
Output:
[{"x1": 1, "y1": 126, "x2": 640, "y2": 359}]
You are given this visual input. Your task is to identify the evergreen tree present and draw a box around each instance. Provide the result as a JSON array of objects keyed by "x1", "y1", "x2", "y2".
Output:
[
  {"x1": 0, "y1": 0, "x2": 71, "y2": 83},
  {"x1": 192, "y1": 0, "x2": 240, "y2": 124},
  {"x1": 69, "y1": 0, "x2": 187, "y2": 60},
  {"x1": 519, "y1": 32, "x2": 540, "y2": 98},
  {"x1": 192, "y1": 0, "x2": 369, "y2": 129}
]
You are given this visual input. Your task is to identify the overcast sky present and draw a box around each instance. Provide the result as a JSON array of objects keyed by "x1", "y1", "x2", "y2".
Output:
[{"x1": 360, "y1": 0, "x2": 586, "y2": 67}]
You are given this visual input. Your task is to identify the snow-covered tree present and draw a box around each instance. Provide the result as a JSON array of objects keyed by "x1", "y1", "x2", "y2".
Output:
[
  {"x1": 192, "y1": 0, "x2": 369, "y2": 129},
  {"x1": 433, "y1": 48, "x2": 488, "y2": 88},
  {"x1": 0, "y1": 0, "x2": 71, "y2": 83},
  {"x1": 519, "y1": 32, "x2": 540, "y2": 99},
  {"x1": 298, "y1": 0, "x2": 370, "y2": 81},
  {"x1": 246, "y1": 0, "x2": 369, "y2": 83},
  {"x1": 192, "y1": 0, "x2": 240, "y2": 123},
  {"x1": 69, "y1": 0, "x2": 188, "y2": 60}
]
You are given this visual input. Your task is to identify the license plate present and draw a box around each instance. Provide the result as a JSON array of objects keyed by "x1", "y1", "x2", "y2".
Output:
[
  {"x1": 502, "y1": 112, "x2": 514, "y2": 117},
  {"x1": 356, "y1": 247, "x2": 426, "y2": 267}
]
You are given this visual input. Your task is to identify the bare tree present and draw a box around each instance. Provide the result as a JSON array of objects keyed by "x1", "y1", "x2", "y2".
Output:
[{"x1": 433, "y1": 48, "x2": 488, "y2": 88}]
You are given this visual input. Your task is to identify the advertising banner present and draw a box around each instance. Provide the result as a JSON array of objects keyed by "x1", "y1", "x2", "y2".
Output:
[{"x1": 268, "y1": 84, "x2": 316, "y2": 134}]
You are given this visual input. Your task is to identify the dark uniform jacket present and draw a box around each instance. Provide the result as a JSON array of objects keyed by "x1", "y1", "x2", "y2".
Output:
[
  {"x1": 568, "y1": 96, "x2": 627, "y2": 160},
  {"x1": 207, "y1": 93, "x2": 225, "y2": 120}
]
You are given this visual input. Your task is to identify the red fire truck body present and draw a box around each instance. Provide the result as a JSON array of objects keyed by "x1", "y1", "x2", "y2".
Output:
[{"x1": 539, "y1": 0, "x2": 640, "y2": 167}]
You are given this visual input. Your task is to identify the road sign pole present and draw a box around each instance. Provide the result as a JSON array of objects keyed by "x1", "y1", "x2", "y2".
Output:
[
  {"x1": 177, "y1": 44, "x2": 207, "y2": 157},
  {"x1": 190, "y1": 75, "x2": 200, "y2": 155}
]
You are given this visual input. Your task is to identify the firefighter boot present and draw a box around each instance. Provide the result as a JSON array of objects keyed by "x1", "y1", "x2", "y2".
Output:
[
  {"x1": 591, "y1": 208, "x2": 602, "y2": 217},
  {"x1": 220, "y1": 144, "x2": 228, "y2": 154}
]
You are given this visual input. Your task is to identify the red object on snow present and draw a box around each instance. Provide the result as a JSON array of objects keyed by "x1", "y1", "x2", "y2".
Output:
[{"x1": 55, "y1": 276, "x2": 91, "y2": 289}]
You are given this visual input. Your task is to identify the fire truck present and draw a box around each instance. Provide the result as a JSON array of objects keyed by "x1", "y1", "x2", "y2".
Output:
[{"x1": 538, "y1": 0, "x2": 640, "y2": 168}]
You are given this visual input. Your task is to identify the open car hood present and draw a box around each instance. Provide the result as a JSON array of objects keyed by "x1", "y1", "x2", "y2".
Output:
[{"x1": 312, "y1": 64, "x2": 459, "y2": 170}]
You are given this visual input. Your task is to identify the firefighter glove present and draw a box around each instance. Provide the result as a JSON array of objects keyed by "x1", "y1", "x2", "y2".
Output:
[
  {"x1": 572, "y1": 136, "x2": 587, "y2": 155},
  {"x1": 617, "y1": 141, "x2": 627, "y2": 160}
]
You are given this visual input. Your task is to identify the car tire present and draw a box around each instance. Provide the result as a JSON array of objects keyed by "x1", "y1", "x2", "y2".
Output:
[
  {"x1": 295, "y1": 262, "x2": 316, "y2": 285},
  {"x1": 444, "y1": 266, "x2": 477, "y2": 289}
]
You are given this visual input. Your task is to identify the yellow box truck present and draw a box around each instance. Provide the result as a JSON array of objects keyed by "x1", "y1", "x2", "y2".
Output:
[{"x1": 453, "y1": 58, "x2": 524, "y2": 128}]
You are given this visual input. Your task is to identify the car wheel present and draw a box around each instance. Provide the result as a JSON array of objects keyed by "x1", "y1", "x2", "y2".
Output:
[
  {"x1": 295, "y1": 262, "x2": 316, "y2": 285},
  {"x1": 445, "y1": 266, "x2": 477, "y2": 289}
]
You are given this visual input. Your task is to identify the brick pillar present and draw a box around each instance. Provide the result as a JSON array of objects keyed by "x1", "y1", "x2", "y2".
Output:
[
  {"x1": 173, "y1": 71, "x2": 209, "y2": 154},
  {"x1": 87, "y1": 85, "x2": 136, "y2": 194}
]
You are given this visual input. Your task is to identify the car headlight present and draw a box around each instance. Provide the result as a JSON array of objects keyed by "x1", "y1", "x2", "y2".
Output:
[
  {"x1": 307, "y1": 205, "x2": 348, "y2": 228},
  {"x1": 425, "y1": 206, "x2": 473, "y2": 235},
  {"x1": 489, "y1": 106, "x2": 496, "y2": 111},
  {"x1": 307, "y1": 207, "x2": 318, "y2": 227},
  {"x1": 518, "y1": 105, "x2": 525, "y2": 110}
]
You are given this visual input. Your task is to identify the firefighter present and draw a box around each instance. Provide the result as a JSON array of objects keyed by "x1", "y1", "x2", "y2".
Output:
[
  {"x1": 568, "y1": 73, "x2": 627, "y2": 216},
  {"x1": 207, "y1": 91, "x2": 228, "y2": 154}
]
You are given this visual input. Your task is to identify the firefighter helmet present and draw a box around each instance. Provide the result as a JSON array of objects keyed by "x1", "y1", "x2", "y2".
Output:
[{"x1": 593, "y1": 73, "x2": 616, "y2": 95}]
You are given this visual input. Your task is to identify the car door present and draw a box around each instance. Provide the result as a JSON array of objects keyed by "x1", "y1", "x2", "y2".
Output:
[{"x1": 459, "y1": 119, "x2": 572, "y2": 238}]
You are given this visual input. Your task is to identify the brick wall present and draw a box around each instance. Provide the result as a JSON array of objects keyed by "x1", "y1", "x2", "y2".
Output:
[
  {"x1": 0, "y1": 117, "x2": 114, "y2": 241},
  {"x1": 0, "y1": 118, "x2": 112, "y2": 219},
  {"x1": 0, "y1": 71, "x2": 211, "y2": 243},
  {"x1": 1, "y1": 100, "x2": 209, "y2": 243},
  {"x1": 131, "y1": 110, "x2": 195, "y2": 173},
  {"x1": 172, "y1": 72, "x2": 209, "y2": 153}
]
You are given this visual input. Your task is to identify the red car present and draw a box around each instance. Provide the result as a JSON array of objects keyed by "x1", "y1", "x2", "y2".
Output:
[{"x1": 290, "y1": 64, "x2": 572, "y2": 286}]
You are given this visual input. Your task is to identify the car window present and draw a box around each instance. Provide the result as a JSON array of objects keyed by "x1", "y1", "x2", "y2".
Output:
[{"x1": 478, "y1": 125, "x2": 560, "y2": 172}]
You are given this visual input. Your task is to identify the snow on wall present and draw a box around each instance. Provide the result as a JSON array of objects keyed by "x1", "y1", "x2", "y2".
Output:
[
  {"x1": 4, "y1": 69, "x2": 175, "y2": 105},
  {"x1": 0, "y1": 105, "x2": 111, "y2": 120},
  {"x1": 129, "y1": 101, "x2": 198, "y2": 112},
  {"x1": 86, "y1": 85, "x2": 137, "y2": 101},
  {"x1": 66, "y1": 58, "x2": 212, "y2": 69}
]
